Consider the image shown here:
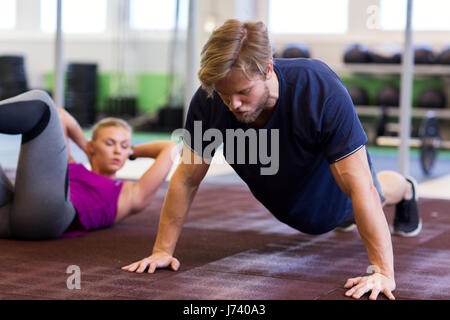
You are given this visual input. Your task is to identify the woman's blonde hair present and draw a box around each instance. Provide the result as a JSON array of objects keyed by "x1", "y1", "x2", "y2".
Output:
[
  {"x1": 91, "y1": 117, "x2": 132, "y2": 141},
  {"x1": 198, "y1": 19, "x2": 272, "y2": 97}
]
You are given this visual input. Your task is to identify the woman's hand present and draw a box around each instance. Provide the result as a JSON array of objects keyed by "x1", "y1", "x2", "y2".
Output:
[
  {"x1": 121, "y1": 252, "x2": 180, "y2": 274},
  {"x1": 344, "y1": 272, "x2": 396, "y2": 300}
]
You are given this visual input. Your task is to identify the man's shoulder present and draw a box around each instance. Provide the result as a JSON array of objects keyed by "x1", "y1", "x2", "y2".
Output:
[
  {"x1": 274, "y1": 58, "x2": 336, "y2": 80},
  {"x1": 191, "y1": 86, "x2": 223, "y2": 108},
  {"x1": 186, "y1": 86, "x2": 229, "y2": 126}
]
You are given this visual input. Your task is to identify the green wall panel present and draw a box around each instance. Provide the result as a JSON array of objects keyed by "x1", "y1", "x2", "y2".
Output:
[
  {"x1": 340, "y1": 74, "x2": 444, "y2": 107},
  {"x1": 45, "y1": 71, "x2": 171, "y2": 113}
]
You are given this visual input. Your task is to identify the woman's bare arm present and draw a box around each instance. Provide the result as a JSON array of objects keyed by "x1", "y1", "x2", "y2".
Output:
[
  {"x1": 57, "y1": 108, "x2": 88, "y2": 162},
  {"x1": 123, "y1": 140, "x2": 179, "y2": 214}
]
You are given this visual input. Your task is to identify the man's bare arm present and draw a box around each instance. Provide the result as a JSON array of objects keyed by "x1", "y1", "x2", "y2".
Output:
[
  {"x1": 122, "y1": 144, "x2": 210, "y2": 273},
  {"x1": 330, "y1": 146, "x2": 395, "y2": 300}
]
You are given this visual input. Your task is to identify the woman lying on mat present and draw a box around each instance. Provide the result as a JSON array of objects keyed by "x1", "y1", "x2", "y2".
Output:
[{"x1": 0, "y1": 90, "x2": 177, "y2": 239}]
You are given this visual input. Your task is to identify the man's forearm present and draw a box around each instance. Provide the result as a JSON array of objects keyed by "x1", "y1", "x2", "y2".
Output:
[
  {"x1": 351, "y1": 187, "x2": 395, "y2": 279},
  {"x1": 153, "y1": 173, "x2": 199, "y2": 256}
]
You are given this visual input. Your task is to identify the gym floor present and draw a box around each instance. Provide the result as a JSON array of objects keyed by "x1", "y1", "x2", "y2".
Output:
[{"x1": 0, "y1": 132, "x2": 449, "y2": 300}]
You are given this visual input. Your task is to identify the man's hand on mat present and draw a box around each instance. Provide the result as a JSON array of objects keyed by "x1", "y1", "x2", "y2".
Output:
[
  {"x1": 121, "y1": 252, "x2": 180, "y2": 274},
  {"x1": 344, "y1": 273, "x2": 396, "y2": 300}
]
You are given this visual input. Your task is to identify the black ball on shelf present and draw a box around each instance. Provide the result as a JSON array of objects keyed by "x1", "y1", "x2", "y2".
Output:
[
  {"x1": 343, "y1": 44, "x2": 371, "y2": 63},
  {"x1": 417, "y1": 88, "x2": 446, "y2": 109},
  {"x1": 369, "y1": 44, "x2": 402, "y2": 64},
  {"x1": 347, "y1": 86, "x2": 370, "y2": 106},
  {"x1": 437, "y1": 46, "x2": 450, "y2": 64},
  {"x1": 376, "y1": 85, "x2": 400, "y2": 107},
  {"x1": 414, "y1": 45, "x2": 436, "y2": 64},
  {"x1": 282, "y1": 43, "x2": 310, "y2": 59}
]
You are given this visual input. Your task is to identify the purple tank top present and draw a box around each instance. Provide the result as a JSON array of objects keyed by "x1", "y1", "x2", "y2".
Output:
[{"x1": 61, "y1": 163, "x2": 124, "y2": 237}]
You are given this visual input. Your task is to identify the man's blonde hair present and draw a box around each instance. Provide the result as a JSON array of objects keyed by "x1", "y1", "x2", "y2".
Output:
[
  {"x1": 91, "y1": 117, "x2": 132, "y2": 141},
  {"x1": 199, "y1": 19, "x2": 272, "y2": 97}
]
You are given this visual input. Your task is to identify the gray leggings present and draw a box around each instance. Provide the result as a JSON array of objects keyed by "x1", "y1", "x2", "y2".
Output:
[{"x1": 0, "y1": 90, "x2": 76, "y2": 240}]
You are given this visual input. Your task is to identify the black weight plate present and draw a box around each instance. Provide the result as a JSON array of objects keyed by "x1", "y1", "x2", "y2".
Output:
[{"x1": 420, "y1": 139, "x2": 438, "y2": 175}]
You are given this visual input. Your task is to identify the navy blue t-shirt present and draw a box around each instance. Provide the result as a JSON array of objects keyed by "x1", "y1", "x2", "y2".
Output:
[{"x1": 184, "y1": 58, "x2": 368, "y2": 234}]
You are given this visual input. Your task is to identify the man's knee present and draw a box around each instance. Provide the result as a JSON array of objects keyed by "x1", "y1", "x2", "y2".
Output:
[{"x1": 376, "y1": 171, "x2": 409, "y2": 205}]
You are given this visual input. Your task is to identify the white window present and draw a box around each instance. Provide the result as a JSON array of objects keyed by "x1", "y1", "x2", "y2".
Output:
[
  {"x1": 40, "y1": 0, "x2": 107, "y2": 33},
  {"x1": 0, "y1": 0, "x2": 16, "y2": 30},
  {"x1": 268, "y1": 0, "x2": 349, "y2": 34},
  {"x1": 130, "y1": 0, "x2": 188, "y2": 30},
  {"x1": 380, "y1": 0, "x2": 450, "y2": 31}
]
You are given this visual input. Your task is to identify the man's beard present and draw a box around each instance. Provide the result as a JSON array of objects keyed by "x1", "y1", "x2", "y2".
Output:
[{"x1": 234, "y1": 85, "x2": 270, "y2": 124}]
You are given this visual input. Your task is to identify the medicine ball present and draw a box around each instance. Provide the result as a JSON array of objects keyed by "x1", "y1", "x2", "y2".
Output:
[
  {"x1": 437, "y1": 46, "x2": 450, "y2": 64},
  {"x1": 343, "y1": 44, "x2": 371, "y2": 63},
  {"x1": 369, "y1": 43, "x2": 402, "y2": 64},
  {"x1": 347, "y1": 86, "x2": 369, "y2": 106},
  {"x1": 282, "y1": 43, "x2": 310, "y2": 58},
  {"x1": 376, "y1": 85, "x2": 400, "y2": 107},
  {"x1": 414, "y1": 45, "x2": 436, "y2": 64},
  {"x1": 417, "y1": 89, "x2": 446, "y2": 109}
]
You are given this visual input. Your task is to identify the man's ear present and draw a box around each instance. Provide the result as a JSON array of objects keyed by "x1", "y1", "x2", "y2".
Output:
[{"x1": 265, "y1": 60, "x2": 274, "y2": 80}]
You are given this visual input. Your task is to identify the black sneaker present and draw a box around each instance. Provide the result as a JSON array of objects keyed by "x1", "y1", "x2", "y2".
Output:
[
  {"x1": 335, "y1": 212, "x2": 357, "y2": 232},
  {"x1": 392, "y1": 176, "x2": 422, "y2": 237}
]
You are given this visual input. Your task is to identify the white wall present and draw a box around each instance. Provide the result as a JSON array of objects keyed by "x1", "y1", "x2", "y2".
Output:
[
  {"x1": 1, "y1": 0, "x2": 450, "y2": 91},
  {"x1": 0, "y1": 0, "x2": 188, "y2": 90},
  {"x1": 268, "y1": 0, "x2": 450, "y2": 66}
]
